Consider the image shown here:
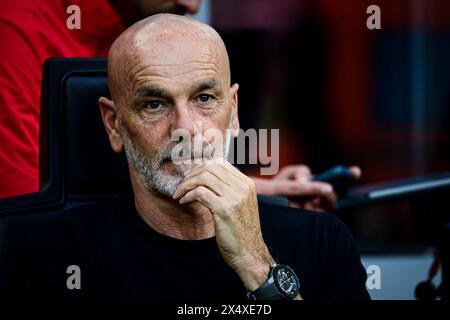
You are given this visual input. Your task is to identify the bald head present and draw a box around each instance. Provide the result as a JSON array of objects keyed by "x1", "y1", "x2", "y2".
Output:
[{"x1": 108, "y1": 14, "x2": 230, "y2": 105}]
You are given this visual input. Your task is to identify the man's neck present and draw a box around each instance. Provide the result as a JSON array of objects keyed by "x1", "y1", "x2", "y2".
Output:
[{"x1": 132, "y1": 178, "x2": 215, "y2": 240}]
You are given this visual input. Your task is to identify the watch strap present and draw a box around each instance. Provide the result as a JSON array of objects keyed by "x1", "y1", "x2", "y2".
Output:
[{"x1": 247, "y1": 275, "x2": 283, "y2": 300}]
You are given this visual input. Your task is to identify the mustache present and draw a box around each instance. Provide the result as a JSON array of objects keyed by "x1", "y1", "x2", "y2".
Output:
[{"x1": 155, "y1": 140, "x2": 216, "y2": 167}]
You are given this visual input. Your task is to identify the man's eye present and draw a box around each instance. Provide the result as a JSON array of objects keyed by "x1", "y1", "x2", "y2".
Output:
[
  {"x1": 197, "y1": 94, "x2": 213, "y2": 103},
  {"x1": 145, "y1": 100, "x2": 162, "y2": 109}
]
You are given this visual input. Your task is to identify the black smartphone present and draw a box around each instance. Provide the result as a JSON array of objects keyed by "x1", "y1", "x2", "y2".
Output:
[{"x1": 313, "y1": 165, "x2": 354, "y2": 196}]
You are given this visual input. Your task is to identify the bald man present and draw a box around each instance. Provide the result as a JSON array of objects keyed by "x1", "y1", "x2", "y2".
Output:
[{"x1": 0, "y1": 14, "x2": 369, "y2": 301}]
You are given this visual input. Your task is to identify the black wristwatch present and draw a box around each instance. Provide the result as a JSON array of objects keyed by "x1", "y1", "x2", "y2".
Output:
[{"x1": 247, "y1": 264, "x2": 300, "y2": 300}]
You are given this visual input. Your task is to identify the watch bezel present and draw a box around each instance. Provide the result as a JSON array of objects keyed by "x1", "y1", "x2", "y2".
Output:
[{"x1": 272, "y1": 264, "x2": 300, "y2": 299}]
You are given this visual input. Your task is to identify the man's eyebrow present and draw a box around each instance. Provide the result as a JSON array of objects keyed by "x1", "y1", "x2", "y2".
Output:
[
  {"x1": 134, "y1": 86, "x2": 169, "y2": 98},
  {"x1": 193, "y1": 79, "x2": 219, "y2": 92}
]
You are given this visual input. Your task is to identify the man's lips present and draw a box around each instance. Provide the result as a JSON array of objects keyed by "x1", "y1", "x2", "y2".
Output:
[
  {"x1": 163, "y1": 156, "x2": 200, "y2": 163},
  {"x1": 174, "y1": 150, "x2": 206, "y2": 162}
]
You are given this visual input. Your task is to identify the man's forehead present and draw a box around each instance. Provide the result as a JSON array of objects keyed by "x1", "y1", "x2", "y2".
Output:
[
  {"x1": 108, "y1": 14, "x2": 231, "y2": 101},
  {"x1": 127, "y1": 38, "x2": 227, "y2": 91},
  {"x1": 129, "y1": 35, "x2": 223, "y2": 72}
]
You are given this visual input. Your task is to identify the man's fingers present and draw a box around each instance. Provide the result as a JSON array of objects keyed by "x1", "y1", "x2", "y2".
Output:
[
  {"x1": 314, "y1": 186, "x2": 337, "y2": 207},
  {"x1": 178, "y1": 185, "x2": 222, "y2": 210},
  {"x1": 275, "y1": 165, "x2": 311, "y2": 181},
  {"x1": 184, "y1": 159, "x2": 252, "y2": 187},
  {"x1": 297, "y1": 195, "x2": 335, "y2": 212},
  {"x1": 315, "y1": 192, "x2": 337, "y2": 210},
  {"x1": 267, "y1": 180, "x2": 333, "y2": 197},
  {"x1": 349, "y1": 166, "x2": 362, "y2": 180},
  {"x1": 173, "y1": 170, "x2": 232, "y2": 200}
]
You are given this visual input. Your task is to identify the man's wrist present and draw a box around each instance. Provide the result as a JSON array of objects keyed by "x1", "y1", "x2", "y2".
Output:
[
  {"x1": 235, "y1": 254, "x2": 276, "y2": 291},
  {"x1": 247, "y1": 264, "x2": 303, "y2": 300}
]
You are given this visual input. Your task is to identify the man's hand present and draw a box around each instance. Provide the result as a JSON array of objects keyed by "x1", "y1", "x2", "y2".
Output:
[
  {"x1": 252, "y1": 165, "x2": 361, "y2": 211},
  {"x1": 172, "y1": 159, "x2": 275, "y2": 291}
]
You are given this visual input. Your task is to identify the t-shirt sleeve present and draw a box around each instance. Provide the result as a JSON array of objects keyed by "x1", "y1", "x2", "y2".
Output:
[
  {"x1": 316, "y1": 215, "x2": 371, "y2": 300},
  {"x1": 0, "y1": 20, "x2": 42, "y2": 197}
]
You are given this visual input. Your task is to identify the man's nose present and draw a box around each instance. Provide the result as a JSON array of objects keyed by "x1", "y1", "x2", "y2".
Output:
[
  {"x1": 171, "y1": 105, "x2": 197, "y2": 138},
  {"x1": 176, "y1": 0, "x2": 201, "y2": 15}
]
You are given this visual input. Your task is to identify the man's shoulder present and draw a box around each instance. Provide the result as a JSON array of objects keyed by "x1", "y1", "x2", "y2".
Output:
[
  {"x1": 0, "y1": 196, "x2": 132, "y2": 247},
  {"x1": 0, "y1": 198, "x2": 132, "y2": 299}
]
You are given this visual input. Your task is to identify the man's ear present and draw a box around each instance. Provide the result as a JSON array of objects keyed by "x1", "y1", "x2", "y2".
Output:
[
  {"x1": 98, "y1": 97, "x2": 123, "y2": 153},
  {"x1": 230, "y1": 83, "x2": 240, "y2": 137}
]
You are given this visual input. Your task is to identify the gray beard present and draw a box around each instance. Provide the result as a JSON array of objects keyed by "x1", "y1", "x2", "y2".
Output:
[{"x1": 121, "y1": 123, "x2": 233, "y2": 198}]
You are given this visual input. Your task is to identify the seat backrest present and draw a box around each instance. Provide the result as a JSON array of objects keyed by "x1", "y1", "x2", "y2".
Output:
[
  {"x1": 63, "y1": 70, "x2": 132, "y2": 198},
  {"x1": 51, "y1": 58, "x2": 133, "y2": 202},
  {"x1": 0, "y1": 58, "x2": 131, "y2": 216}
]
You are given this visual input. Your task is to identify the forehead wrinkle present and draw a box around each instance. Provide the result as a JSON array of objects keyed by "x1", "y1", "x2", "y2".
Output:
[
  {"x1": 128, "y1": 40, "x2": 225, "y2": 72},
  {"x1": 130, "y1": 61, "x2": 225, "y2": 96},
  {"x1": 129, "y1": 60, "x2": 221, "y2": 80},
  {"x1": 132, "y1": 63, "x2": 223, "y2": 81}
]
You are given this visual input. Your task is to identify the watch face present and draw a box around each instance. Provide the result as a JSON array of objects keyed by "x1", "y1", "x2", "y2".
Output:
[{"x1": 273, "y1": 265, "x2": 299, "y2": 298}]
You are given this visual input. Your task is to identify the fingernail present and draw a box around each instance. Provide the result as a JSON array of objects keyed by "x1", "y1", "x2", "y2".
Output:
[{"x1": 321, "y1": 185, "x2": 333, "y2": 194}]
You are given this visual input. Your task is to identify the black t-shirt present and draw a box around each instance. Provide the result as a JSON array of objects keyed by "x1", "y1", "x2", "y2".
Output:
[{"x1": 0, "y1": 196, "x2": 370, "y2": 301}]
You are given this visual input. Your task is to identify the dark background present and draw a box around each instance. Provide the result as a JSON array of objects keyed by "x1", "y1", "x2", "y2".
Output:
[{"x1": 210, "y1": 0, "x2": 450, "y2": 252}]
